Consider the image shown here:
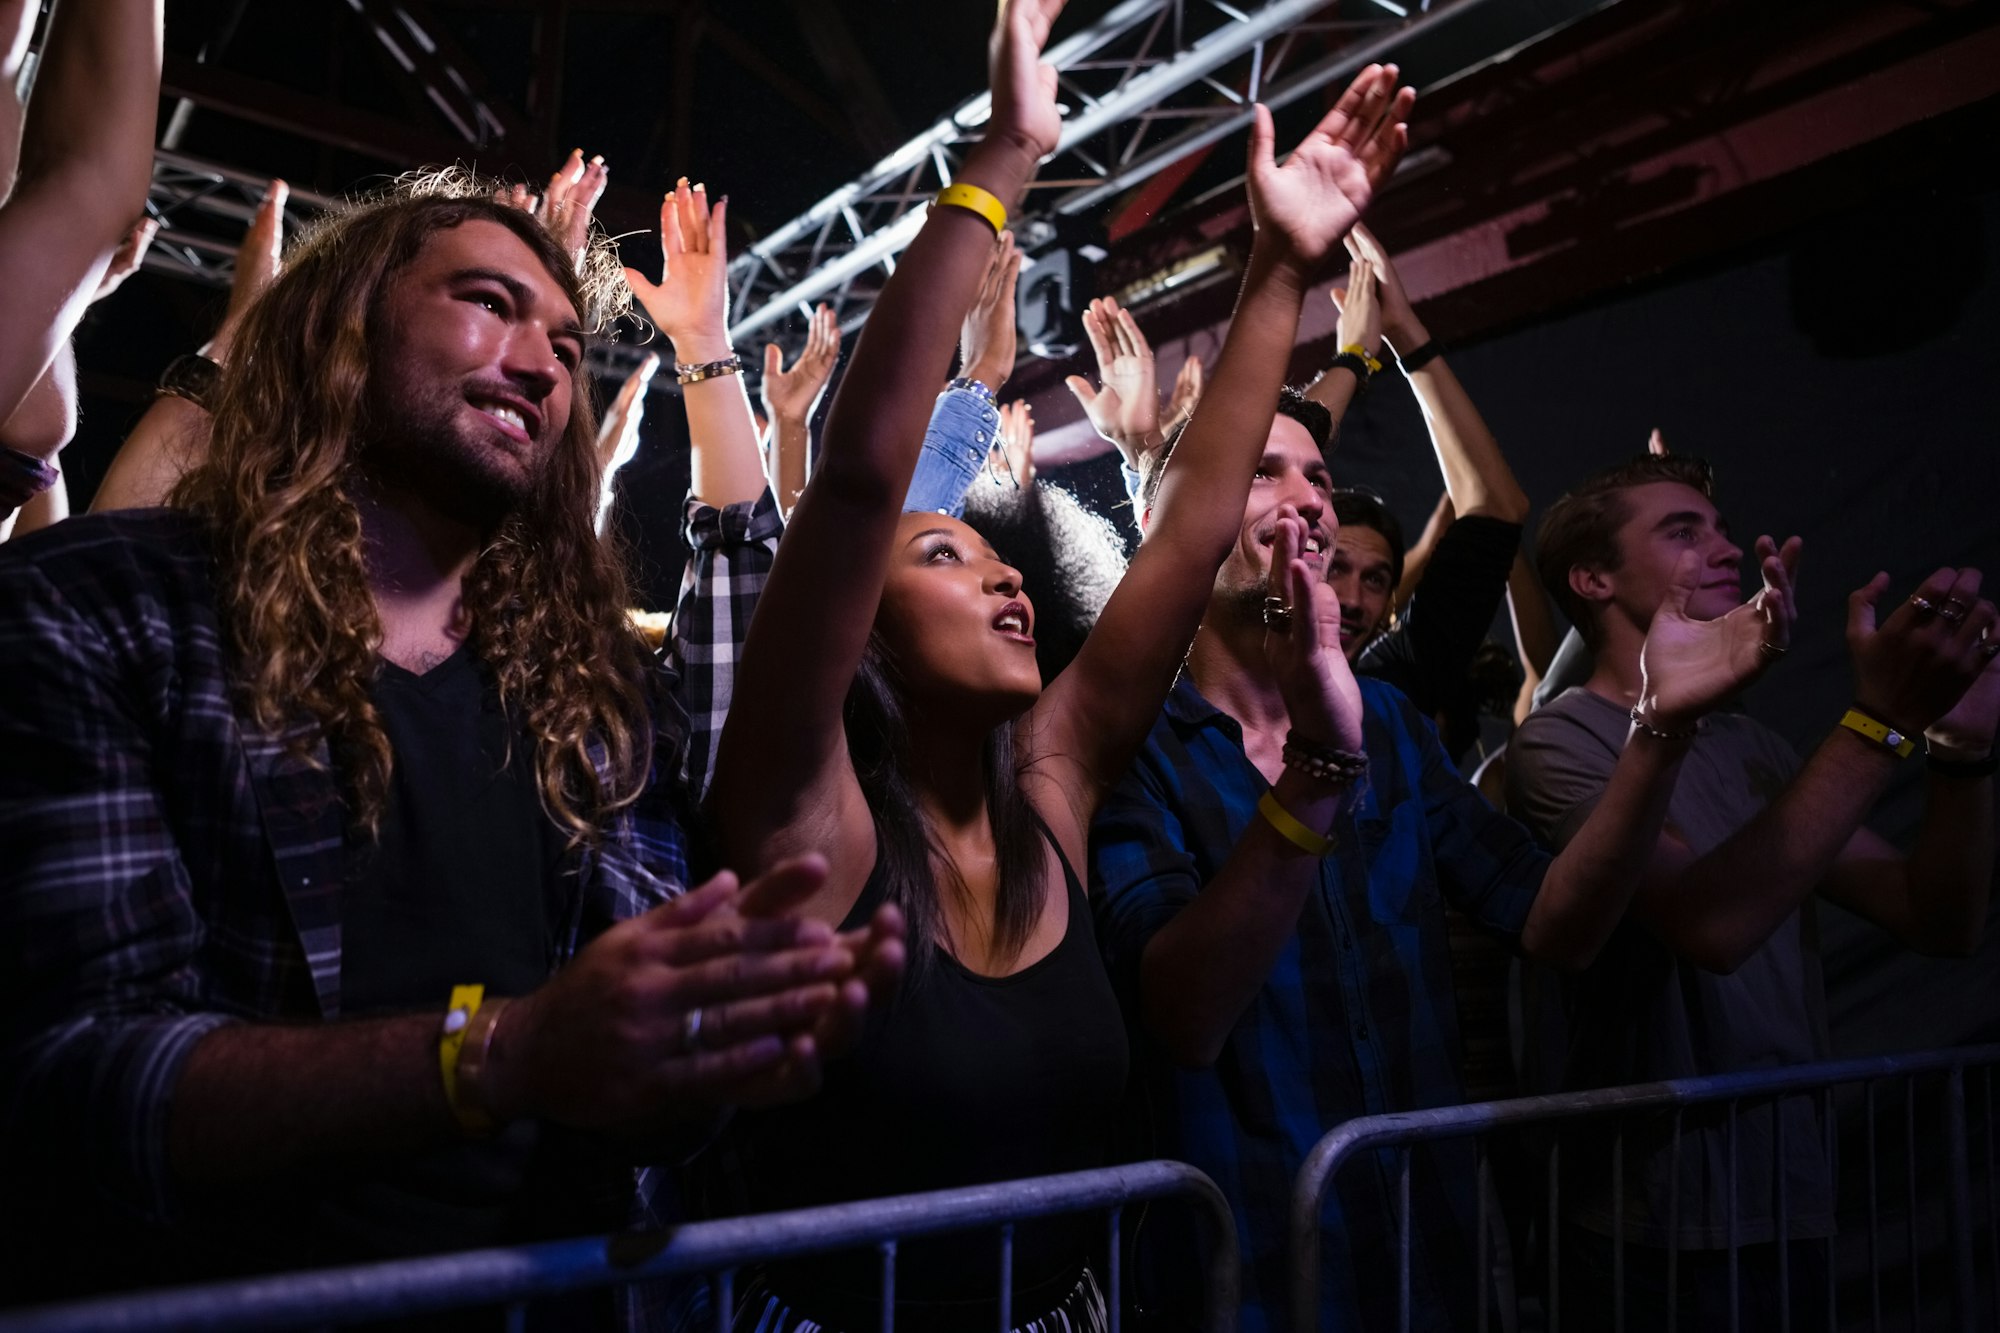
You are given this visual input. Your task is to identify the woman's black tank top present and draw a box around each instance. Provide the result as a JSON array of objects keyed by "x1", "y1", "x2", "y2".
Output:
[{"x1": 726, "y1": 817, "x2": 1130, "y2": 1331}]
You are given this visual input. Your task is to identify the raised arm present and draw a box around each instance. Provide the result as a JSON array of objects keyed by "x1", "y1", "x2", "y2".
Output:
[
  {"x1": 1304, "y1": 255, "x2": 1378, "y2": 418},
  {"x1": 1350, "y1": 222, "x2": 1529, "y2": 523},
  {"x1": 625, "y1": 177, "x2": 765, "y2": 507},
  {"x1": 759, "y1": 303, "x2": 840, "y2": 515},
  {"x1": 709, "y1": 0, "x2": 1071, "y2": 901},
  {"x1": 92, "y1": 182, "x2": 287, "y2": 513},
  {"x1": 594, "y1": 352, "x2": 659, "y2": 535},
  {"x1": 0, "y1": 0, "x2": 163, "y2": 425},
  {"x1": 1034, "y1": 70, "x2": 1413, "y2": 815}
]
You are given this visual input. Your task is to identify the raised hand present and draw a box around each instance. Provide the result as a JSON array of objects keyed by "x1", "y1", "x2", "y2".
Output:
[
  {"x1": 1163, "y1": 353, "x2": 1203, "y2": 437},
  {"x1": 1637, "y1": 535, "x2": 1801, "y2": 729},
  {"x1": 989, "y1": 398, "x2": 1036, "y2": 488},
  {"x1": 1850, "y1": 567, "x2": 2000, "y2": 738},
  {"x1": 1648, "y1": 428, "x2": 1670, "y2": 456},
  {"x1": 623, "y1": 177, "x2": 733, "y2": 362},
  {"x1": 538, "y1": 148, "x2": 608, "y2": 265},
  {"x1": 492, "y1": 857, "x2": 882, "y2": 1128},
  {"x1": 597, "y1": 352, "x2": 659, "y2": 479},
  {"x1": 761, "y1": 302, "x2": 841, "y2": 427},
  {"x1": 206, "y1": 180, "x2": 287, "y2": 364},
  {"x1": 1330, "y1": 256, "x2": 1382, "y2": 356},
  {"x1": 1064, "y1": 296, "x2": 1168, "y2": 464},
  {"x1": 1246, "y1": 64, "x2": 1413, "y2": 275},
  {"x1": 1344, "y1": 221, "x2": 1425, "y2": 350},
  {"x1": 987, "y1": 0, "x2": 1069, "y2": 161},
  {"x1": 959, "y1": 230, "x2": 1021, "y2": 392},
  {"x1": 1263, "y1": 507, "x2": 1365, "y2": 751},
  {"x1": 90, "y1": 216, "x2": 158, "y2": 304}
]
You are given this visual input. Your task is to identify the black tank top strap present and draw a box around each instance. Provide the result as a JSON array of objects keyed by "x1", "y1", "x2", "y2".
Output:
[{"x1": 1022, "y1": 804, "x2": 1085, "y2": 905}]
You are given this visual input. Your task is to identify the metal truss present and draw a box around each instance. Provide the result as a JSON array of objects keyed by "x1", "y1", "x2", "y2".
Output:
[
  {"x1": 724, "y1": 0, "x2": 1494, "y2": 352},
  {"x1": 141, "y1": 151, "x2": 334, "y2": 290}
]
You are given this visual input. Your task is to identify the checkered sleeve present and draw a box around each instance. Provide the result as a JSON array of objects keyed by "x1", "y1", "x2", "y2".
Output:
[
  {"x1": 0, "y1": 550, "x2": 240, "y2": 1226},
  {"x1": 671, "y1": 488, "x2": 783, "y2": 799}
]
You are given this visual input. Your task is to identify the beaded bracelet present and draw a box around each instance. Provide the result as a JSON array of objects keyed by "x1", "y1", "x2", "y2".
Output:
[
  {"x1": 1282, "y1": 729, "x2": 1370, "y2": 785},
  {"x1": 1628, "y1": 705, "x2": 1699, "y2": 742}
]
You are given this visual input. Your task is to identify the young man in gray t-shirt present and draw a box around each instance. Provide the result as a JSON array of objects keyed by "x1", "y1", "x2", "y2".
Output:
[{"x1": 1507, "y1": 453, "x2": 1999, "y2": 1329}]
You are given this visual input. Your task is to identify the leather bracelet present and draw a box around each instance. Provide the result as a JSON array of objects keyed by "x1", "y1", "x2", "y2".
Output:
[
  {"x1": 1282, "y1": 729, "x2": 1370, "y2": 785},
  {"x1": 1258, "y1": 790, "x2": 1337, "y2": 856},
  {"x1": 1394, "y1": 339, "x2": 1443, "y2": 374},
  {"x1": 1927, "y1": 749, "x2": 1997, "y2": 780},
  {"x1": 1839, "y1": 706, "x2": 1915, "y2": 759},
  {"x1": 1327, "y1": 352, "x2": 1375, "y2": 394},
  {"x1": 155, "y1": 352, "x2": 223, "y2": 412},
  {"x1": 676, "y1": 353, "x2": 742, "y2": 386},
  {"x1": 1628, "y1": 704, "x2": 1700, "y2": 742},
  {"x1": 454, "y1": 996, "x2": 511, "y2": 1134}
]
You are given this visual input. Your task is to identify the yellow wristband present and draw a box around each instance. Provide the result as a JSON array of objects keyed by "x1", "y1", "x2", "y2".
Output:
[
  {"x1": 440, "y1": 984, "x2": 496, "y2": 1135},
  {"x1": 1258, "y1": 789, "x2": 1338, "y2": 857},
  {"x1": 934, "y1": 183, "x2": 1007, "y2": 235},
  {"x1": 1339, "y1": 343, "x2": 1383, "y2": 376},
  {"x1": 1840, "y1": 707, "x2": 1915, "y2": 759}
]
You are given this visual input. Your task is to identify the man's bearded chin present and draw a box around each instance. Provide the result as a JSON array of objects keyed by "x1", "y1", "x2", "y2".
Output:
[{"x1": 359, "y1": 395, "x2": 544, "y2": 532}]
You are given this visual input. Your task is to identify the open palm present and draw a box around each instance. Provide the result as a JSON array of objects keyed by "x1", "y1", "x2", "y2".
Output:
[
  {"x1": 1247, "y1": 65, "x2": 1413, "y2": 271},
  {"x1": 1639, "y1": 538, "x2": 1799, "y2": 726}
]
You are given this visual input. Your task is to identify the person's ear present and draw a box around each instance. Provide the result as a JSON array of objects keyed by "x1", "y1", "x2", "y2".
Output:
[{"x1": 1568, "y1": 563, "x2": 1616, "y2": 607}]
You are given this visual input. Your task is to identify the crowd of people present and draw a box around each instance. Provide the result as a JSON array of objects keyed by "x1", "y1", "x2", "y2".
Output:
[{"x1": 2, "y1": 1, "x2": 1997, "y2": 1331}]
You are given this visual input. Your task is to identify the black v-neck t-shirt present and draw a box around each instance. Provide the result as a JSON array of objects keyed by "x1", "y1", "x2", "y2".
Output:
[{"x1": 312, "y1": 646, "x2": 570, "y2": 1265}]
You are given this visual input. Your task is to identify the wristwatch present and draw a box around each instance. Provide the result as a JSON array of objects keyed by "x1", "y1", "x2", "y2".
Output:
[{"x1": 156, "y1": 353, "x2": 224, "y2": 411}]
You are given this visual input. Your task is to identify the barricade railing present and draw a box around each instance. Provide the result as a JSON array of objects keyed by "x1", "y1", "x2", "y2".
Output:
[
  {"x1": 1289, "y1": 1044, "x2": 2000, "y2": 1333},
  {"x1": 0, "y1": 1160, "x2": 1236, "y2": 1333}
]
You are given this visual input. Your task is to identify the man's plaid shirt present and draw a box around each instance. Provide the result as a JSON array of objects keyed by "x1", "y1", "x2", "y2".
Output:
[
  {"x1": 0, "y1": 503, "x2": 769, "y2": 1304},
  {"x1": 1089, "y1": 674, "x2": 1552, "y2": 1331}
]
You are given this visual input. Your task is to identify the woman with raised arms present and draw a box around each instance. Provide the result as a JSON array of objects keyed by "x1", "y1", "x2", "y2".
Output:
[{"x1": 709, "y1": 2, "x2": 1412, "y2": 1324}]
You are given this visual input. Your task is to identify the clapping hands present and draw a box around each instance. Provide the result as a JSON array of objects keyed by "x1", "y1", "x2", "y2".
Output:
[{"x1": 1637, "y1": 536, "x2": 1801, "y2": 731}]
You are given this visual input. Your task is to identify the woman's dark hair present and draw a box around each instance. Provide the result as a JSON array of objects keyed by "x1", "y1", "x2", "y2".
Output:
[{"x1": 843, "y1": 634, "x2": 1046, "y2": 984}]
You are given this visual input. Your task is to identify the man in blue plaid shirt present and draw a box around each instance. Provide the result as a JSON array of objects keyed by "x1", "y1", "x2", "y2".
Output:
[
  {"x1": 0, "y1": 179, "x2": 898, "y2": 1320},
  {"x1": 1089, "y1": 397, "x2": 1799, "y2": 1330}
]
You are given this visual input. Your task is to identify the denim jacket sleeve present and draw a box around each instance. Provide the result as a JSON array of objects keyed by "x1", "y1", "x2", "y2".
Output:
[{"x1": 903, "y1": 384, "x2": 1000, "y2": 518}]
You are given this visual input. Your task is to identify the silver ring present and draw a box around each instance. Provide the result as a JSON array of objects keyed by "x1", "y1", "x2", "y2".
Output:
[
  {"x1": 682, "y1": 1006, "x2": 705, "y2": 1052},
  {"x1": 1758, "y1": 640, "x2": 1788, "y2": 660},
  {"x1": 1909, "y1": 594, "x2": 1938, "y2": 617},
  {"x1": 1940, "y1": 606, "x2": 1968, "y2": 627},
  {"x1": 1262, "y1": 596, "x2": 1295, "y2": 631}
]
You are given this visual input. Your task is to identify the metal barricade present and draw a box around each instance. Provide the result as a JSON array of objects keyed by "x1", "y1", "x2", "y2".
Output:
[
  {"x1": 0, "y1": 1161, "x2": 1236, "y2": 1333},
  {"x1": 1289, "y1": 1045, "x2": 2000, "y2": 1333}
]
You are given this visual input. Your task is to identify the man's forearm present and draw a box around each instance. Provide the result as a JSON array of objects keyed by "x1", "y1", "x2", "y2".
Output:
[
  {"x1": 682, "y1": 338, "x2": 767, "y2": 508},
  {"x1": 168, "y1": 1015, "x2": 458, "y2": 1186},
  {"x1": 1651, "y1": 727, "x2": 1898, "y2": 971},
  {"x1": 768, "y1": 415, "x2": 810, "y2": 514},
  {"x1": 1139, "y1": 771, "x2": 1353, "y2": 1066},
  {"x1": 1524, "y1": 728, "x2": 1688, "y2": 968}
]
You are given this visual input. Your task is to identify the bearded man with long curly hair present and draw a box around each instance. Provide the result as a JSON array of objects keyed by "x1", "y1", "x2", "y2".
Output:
[{"x1": 0, "y1": 173, "x2": 900, "y2": 1318}]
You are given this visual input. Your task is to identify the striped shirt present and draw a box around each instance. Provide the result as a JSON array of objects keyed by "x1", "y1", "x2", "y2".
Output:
[{"x1": 1090, "y1": 674, "x2": 1550, "y2": 1332}]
